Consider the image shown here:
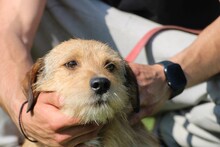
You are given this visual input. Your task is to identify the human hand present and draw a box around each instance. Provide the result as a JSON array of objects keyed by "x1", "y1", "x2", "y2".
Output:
[
  {"x1": 21, "y1": 92, "x2": 102, "y2": 146},
  {"x1": 128, "y1": 63, "x2": 171, "y2": 124}
]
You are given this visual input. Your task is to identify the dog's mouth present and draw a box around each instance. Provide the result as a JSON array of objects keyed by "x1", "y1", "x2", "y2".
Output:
[
  {"x1": 91, "y1": 94, "x2": 109, "y2": 106},
  {"x1": 94, "y1": 99, "x2": 107, "y2": 106}
]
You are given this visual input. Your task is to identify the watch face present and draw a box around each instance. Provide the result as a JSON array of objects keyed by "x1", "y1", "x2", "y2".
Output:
[{"x1": 165, "y1": 64, "x2": 187, "y2": 91}]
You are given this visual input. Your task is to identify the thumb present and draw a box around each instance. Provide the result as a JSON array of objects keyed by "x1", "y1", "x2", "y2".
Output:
[{"x1": 38, "y1": 92, "x2": 63, "y2": 108}]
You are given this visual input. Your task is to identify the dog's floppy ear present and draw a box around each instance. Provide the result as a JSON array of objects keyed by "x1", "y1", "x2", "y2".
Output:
[
  {"x1": 22, "y1": 58, "x2": 44, "y2": 113},
  {"x1": 124, "y1": 62, "x2": 140, "y2": 113}
]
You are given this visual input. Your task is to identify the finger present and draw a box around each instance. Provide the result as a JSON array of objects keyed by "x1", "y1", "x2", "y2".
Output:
[
  {"x1": 38, "y1": 92, "x2": 62, "y2": 108},
  {"x1": 44, "y1": 107, "x2": 81, "y2": 131},
  {"x1": 129, "y1": 107, "x2": 154, "y2": 125},
  {"x1": 129, "y1": 113, "x2": 140, "y2": 125},
  {"x1": 76, "y1": 144, "x2": 87, "y2": 147},
  {"x1": 66, "y1": 128, "x2": 100, "y2": 147},
  {"x1": 33, "y1": 101, "x2": 81, "y2": 131},
  {"x1": 58, "y1": 124, "x2": 102, "y2": 145},
  {"x1": 60, "y1": 124, "x2": 101, "y2": 138}
]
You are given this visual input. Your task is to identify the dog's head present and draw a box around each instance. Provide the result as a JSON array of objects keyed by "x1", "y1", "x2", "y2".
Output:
[{"x1": 23, "y1": 39, "x2": 139, "y2": 124}]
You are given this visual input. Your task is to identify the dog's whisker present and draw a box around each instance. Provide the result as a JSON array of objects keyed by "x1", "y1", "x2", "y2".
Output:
[{"x1": 113, "y1": 92, "x2": 118, "y2": 97}]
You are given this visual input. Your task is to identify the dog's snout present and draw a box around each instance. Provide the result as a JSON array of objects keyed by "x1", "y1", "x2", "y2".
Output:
[{"x1": 90, "y1": 77, "x2": 110, "y2": 94}]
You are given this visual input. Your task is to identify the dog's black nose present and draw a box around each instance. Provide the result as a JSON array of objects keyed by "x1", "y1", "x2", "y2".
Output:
[{"x1": 90, "y1": 77, "x2": 110, "y2": 94}]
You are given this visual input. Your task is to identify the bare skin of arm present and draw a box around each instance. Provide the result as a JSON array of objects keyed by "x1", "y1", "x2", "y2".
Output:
[
  {"x1": 130, "y1": 16, "x2": 220, "y2": 123},
  {"x1": 171, "y1": 16, "x2": 220, "y2": 87},
  {"x1": 0, "y1": 0, "x2": 100, "y2": 146}
]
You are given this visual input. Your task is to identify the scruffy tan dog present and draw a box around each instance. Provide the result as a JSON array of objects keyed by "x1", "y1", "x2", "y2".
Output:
[{"x1": 22, "y1": 39, "x2": 158, "y2": 147}]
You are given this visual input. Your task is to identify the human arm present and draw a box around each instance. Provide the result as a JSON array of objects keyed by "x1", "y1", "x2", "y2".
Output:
[
  {"x1": 170, "y1": 16, "x2": 220, "y2": 87},
  {"x1": 0, "y1": 0, "x2": 45, "y2": 123},
  {"x1": 0, "y1": 0, "x2": 100, "y2": 146},
  {"x1": 130, "y1": 16, "x2": 220, "y2": 123}
]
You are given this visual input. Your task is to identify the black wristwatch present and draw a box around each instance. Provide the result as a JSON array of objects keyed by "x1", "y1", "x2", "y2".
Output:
[{"x1": 158, "y1": 60, "x2": 187, "y2": 99}]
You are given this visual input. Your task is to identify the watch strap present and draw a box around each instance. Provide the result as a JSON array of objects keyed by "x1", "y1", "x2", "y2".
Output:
[{"x1": 158, "y1": 60, "x2": 187, "y2": 99}]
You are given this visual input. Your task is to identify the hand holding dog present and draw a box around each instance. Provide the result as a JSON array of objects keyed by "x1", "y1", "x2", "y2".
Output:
[
  {"x1": 21, "y1": 92, "x2": 101, "y2": 146},
  {"x1": 129, "y1": 63, "x2": 171, "y2": 124}
]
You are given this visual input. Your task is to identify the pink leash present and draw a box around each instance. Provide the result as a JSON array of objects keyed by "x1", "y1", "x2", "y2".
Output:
[{"x1": 125, "y1": 25, "x2": 201, "y2": 62}]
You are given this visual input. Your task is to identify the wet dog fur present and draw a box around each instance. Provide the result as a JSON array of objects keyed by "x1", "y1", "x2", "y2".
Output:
[{"x1": 22, "y1": 39, "x2": 158, "y2": 147}]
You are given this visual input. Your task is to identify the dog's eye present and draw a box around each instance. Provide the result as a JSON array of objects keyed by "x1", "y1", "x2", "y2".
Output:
[
  {"x1": 105, "y1": 62, "x2": 116, "y2": 72},
  {"x1": 65, "y1": 61, "x2": 77, "y2": 69}
]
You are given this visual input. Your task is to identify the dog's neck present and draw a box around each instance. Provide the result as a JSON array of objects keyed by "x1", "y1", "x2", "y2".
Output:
[{"x1": 84, "y1": 116, "x2": 154, "y2": 147}]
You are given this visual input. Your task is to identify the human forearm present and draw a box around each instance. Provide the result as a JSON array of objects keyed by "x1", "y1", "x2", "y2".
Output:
[
  {"x1": 0, "y1": 0, "x2": 46, "y2": 50},
  {"x1": 0, "y1": 0, "x2": 46, "y2": 126},
  {"x1": 0, "y1": 32, "x2": 32, "y2": 123},
  {"x1": 170, "y1": 16, "x2": 220, "y2": 87}
]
